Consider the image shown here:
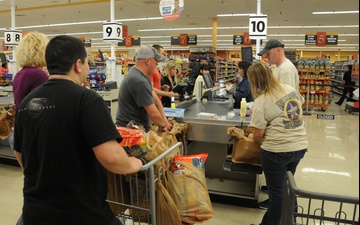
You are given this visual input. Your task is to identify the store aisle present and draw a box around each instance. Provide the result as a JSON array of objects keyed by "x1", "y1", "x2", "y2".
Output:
[{"x1": 0, "y1": 98, "x2": 358, "y2": 225}]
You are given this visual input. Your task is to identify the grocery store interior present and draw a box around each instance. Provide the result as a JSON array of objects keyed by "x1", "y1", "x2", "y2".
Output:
[{"x1": 0, "y1": 0, "x2": 359, "y2": 225}]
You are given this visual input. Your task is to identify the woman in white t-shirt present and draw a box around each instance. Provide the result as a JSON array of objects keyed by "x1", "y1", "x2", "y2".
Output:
[{"x1": 247, "y1": 62, "x2": 308, "y2": 225}]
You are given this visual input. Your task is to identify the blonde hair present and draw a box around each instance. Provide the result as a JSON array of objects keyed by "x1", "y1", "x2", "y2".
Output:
[
  {"x1": 16, "y1": 32, "x2": 49, "y2": 68},
  {"x1": 247, "y1": 62, "x2": 285, "y2": 99},
  {"x1": 162, "y1": 61, "x2": 178, "y2": 88}
]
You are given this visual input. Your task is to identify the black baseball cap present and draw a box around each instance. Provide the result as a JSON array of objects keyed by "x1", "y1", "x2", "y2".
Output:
[{"x1": 257, "y1": 39, "x2": 285, "y2": 56}]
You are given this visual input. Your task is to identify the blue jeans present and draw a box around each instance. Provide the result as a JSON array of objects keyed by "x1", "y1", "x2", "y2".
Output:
[{"x1": 260, "y1": 149, "x2": 306, "y2": 225}]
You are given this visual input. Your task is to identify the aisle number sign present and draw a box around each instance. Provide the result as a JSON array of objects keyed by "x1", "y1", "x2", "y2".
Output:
[
  {"x1": 103, "y1": 22, "x2": 122, "y2": 42},
  {"x1": 249, "y1": 15, "x2": 267, "y2": 39},
  {"x1": 4, "y1": 30, "x2": 23, "y2": 46}
]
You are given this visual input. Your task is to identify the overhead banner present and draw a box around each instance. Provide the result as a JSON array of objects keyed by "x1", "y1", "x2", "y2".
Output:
[
  {"x1": 316, "y1": 32, "x2": 326, "y2": 46},
  {"x1": 159, "y1": 0, "x2": 184, "y2": 21},
  {"x1": 304, "y1": 33, "x2": 338, "y2": 46},
  {"x1": 171, "y1": 34, "x2": 197, "y2": 46},
  {"x1": 188, "y1": 35, "x2": 197, "y2": 45},
  {"x1": 326, "y1": 35, "x2": 338, "y2": 45},
  {"x1": 233, "y1": 33, "x2": 261, "y2": 46}
]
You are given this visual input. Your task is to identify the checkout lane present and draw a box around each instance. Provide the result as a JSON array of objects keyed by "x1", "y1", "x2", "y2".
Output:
[{"x1": 175, "y1": 98, "x2": 262, "y2": 205}]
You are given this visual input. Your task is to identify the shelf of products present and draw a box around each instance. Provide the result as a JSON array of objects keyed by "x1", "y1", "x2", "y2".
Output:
[
  {"x1": 296, "y1": 58, "x2": 332, "y2": 111},
  {"x1": 298, "y1": 70, "x2": 332, "y2": 111},
  {"x1": 216, "y1": 57, "x2": 237, "y2": 83},
  {"x1": 87, "y1": 63, "x2": 106, "y2": 88},
  {"x1": 329, "y1": 60, "x2": 349, "y2": 96},
  {"x1": 0, "y1": 73, "x2": 12, "y2": 86}
]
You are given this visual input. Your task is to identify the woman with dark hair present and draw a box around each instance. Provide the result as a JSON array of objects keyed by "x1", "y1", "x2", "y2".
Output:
[{"x1": 225, "y1": 60, "x2": 253, "y2": 108}]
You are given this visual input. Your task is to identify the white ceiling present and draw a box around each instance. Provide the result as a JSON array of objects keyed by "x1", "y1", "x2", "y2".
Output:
[{"x1": 0, "y1": 0, "x2": 359, "y2": 53}]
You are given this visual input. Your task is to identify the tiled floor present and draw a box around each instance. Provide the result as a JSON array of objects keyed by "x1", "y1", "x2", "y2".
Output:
[{"x1": 0, "y1": 96, "x2": 358, "y2": 225}]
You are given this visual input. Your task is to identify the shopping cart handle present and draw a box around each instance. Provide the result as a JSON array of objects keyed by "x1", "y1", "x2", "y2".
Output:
[
  {"x1": 140, "y1": 142, "x2": 183, "y2": 171},
  {"x1": 286, "y1": 171, "x2": 359, "y2": 204}
]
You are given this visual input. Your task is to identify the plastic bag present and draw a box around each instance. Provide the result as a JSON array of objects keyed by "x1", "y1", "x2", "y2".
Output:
[
  {"x1": 172, "y1": 153, "x2": 208, "y2": 173},
  {"x1": 116, "y1": 127, "x2": 148, "y2": 157}
]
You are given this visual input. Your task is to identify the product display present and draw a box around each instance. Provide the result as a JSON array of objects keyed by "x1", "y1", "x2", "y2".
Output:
[{"x1": 296, "y1": 58, "x2": 332, "y2": 111}]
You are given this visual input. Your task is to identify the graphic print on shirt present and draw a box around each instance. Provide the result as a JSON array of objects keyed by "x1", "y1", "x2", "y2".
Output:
[
  {"x1": 17, "y1": 98, "x2": 55, "y2": 119},
  {"x1": 275, "y1": 91, "x2": 303, "y2": 129}
]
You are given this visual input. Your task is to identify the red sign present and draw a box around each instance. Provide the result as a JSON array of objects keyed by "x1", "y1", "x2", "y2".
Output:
[
  {"x1": 2, "y1": 41, "x2": 8, "y2": 51},
  {"x1": 316, "y1": 32, "x2": 326, "y2": 46},
  {"x1": 125, "y1": 36, "x2": 132, "y2": 47},
  {"x1": 122, "y1": 26, "x2": 128, "y2": 38},
  {"x1": 179, "y1": 33, "x2": 188, "y2": 46},
  {"x1": 243, "y1": 32, "x2": 252, "y2": 46}
]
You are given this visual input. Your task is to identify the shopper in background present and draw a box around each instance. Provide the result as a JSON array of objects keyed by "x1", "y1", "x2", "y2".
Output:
[
  {"x1": 225, "y1": 60, "x2": 253, "y2": 109},
  {"x1": 335, "y1": 64, "x2": 354, "y2": 105},
  {"x1": 150, "y1": 44, "x2": 178, "y2": 100},
  {"x1": 116, "y1": 45, "x2": 171, "y2": 132},
  {"x1": 258, "y1": 38, "x2": 299, "y2": 89},
  {"x1": 13, "y1": 35, "x2": 142, "y2": 225},
  {"x1": 247, "y1": 62, "x2": 308, "y2": 225},
  {"x1": 0, "y1": 62, "x2": 9, "y2": 75},
  {"x1": 9, "y1": 32, "x2": 49, "y2": 152},
  {"x1": 161, "y1": 61, "x2": 179, "y2": 107}
]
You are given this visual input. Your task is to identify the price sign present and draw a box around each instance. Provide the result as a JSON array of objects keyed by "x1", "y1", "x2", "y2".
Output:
[
  {"x1": 103, "y1": 22, "x2": 122, "y2": 42},
  {"x1": 4, "y1": 30, "x2": 23, "y2": 46},
  {"x1": 249, "y1": 15, "x2": 267, "y2": 39}
]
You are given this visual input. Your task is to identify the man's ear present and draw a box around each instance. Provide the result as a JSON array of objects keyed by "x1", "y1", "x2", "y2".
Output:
[{"x1": 74, "y1": 59, "x2": 81, "y2": 73}]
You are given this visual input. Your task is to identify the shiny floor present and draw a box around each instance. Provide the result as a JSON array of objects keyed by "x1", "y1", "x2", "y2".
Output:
[{"x1": 0, "y1": 96, "x2": 358, "y2": 225}]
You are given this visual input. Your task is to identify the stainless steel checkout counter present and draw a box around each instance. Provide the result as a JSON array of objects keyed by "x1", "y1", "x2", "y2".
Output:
[{"x1": 176, "y1": 98, "x2": 262, "y2": 205}]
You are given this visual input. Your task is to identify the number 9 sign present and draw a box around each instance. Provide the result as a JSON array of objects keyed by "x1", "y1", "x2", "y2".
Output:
[
  {"x1": 4, "y1": 30, "x2": 23, "y2": 46},
  {"x1": 103, "y1": 22, "x2": 122, "y2": 42}
]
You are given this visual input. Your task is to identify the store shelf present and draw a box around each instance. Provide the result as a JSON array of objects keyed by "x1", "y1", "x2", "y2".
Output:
[{"x1": 297, "y1": 59, "x2": 332, "y2": 111}]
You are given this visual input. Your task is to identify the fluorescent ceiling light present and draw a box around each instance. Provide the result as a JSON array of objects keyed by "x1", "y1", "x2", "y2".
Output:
[
  {"x1": 139, "y1": 25, "x2": 358, "y2": 32},
  {"x1": 312, "y1": 11, "x2": 359, "y2": 15},
  {"x1": 217, "y1": 13, "x2": 255, "y2": 17}
]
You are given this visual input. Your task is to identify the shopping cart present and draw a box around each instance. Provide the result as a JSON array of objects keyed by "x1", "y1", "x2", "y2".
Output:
[
  {"x1": 281, "y1": 171, "x2": 359, "y2": 225},
  {"x1": 107, "y1": 142, "x2": 183, "y2": 225}
]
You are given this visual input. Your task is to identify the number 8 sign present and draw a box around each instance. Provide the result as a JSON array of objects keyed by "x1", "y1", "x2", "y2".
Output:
[
  {"x1": 249, "y1": 15, "x2": 267, "y2": 39},
  {"x1": 103, "y1": 22, "x2": 123, "y2": 42},
  {"x1": 4, "y1": 30, "x2": 23, "y2": 46}
]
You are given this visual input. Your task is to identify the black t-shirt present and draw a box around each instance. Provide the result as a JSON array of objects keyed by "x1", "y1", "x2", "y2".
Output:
[{"x1": 14, "y1": 79, "x2": 121, "y2": 225}]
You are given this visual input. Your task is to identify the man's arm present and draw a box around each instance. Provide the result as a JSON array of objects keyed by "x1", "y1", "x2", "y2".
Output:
[
  {"x1": 93, "y1": 140, "x2": 142, "y2": 174},
  {"x1": 152, "y1": 91, "x2": 172, "y2": 130}
]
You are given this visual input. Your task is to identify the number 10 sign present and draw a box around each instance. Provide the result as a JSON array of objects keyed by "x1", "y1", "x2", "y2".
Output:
[
  {"x1": 103, "y1": 22, "x2": 123, "y2": 42},
  {"x1": 249, "y1": 15, "x2": 267, "y2": 39}
]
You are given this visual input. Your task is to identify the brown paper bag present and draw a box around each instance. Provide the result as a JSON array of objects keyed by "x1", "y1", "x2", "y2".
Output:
[
  {"x1": 0, "y1": 105, "x2": 15, "y2": 140},
  {"x1": 166, "y1": 162, "x2": 214, "y2": 224},
  {"x1": 156, "y1": 174, "x2": 182, "y2": 225},
  {"x1": 143, "y1": 130, "x2": 180, "y2": 172},
  {"x1": 227, "y1": 126, "x2": 261, "y2": 165}
]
